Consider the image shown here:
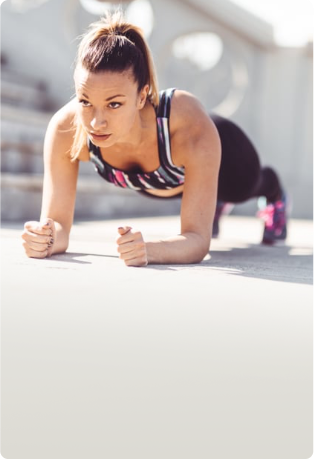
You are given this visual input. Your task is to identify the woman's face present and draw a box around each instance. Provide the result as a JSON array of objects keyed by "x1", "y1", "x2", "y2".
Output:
[{"x1": 74, "y1": 67, "x2": 148, "y2": 148}]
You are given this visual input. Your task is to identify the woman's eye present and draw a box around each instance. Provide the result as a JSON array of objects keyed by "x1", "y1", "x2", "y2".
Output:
[
  {"x1": 78, "y1": 99, "x2": 91, "y2": 107},
  {"x1": 109, "y1": 102, "x2": 121, "y2": 109}
]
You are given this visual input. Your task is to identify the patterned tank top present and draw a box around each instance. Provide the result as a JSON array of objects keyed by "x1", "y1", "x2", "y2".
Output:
[{"x1": 88, "y1": 88, "x2": 185, "y2": 191}]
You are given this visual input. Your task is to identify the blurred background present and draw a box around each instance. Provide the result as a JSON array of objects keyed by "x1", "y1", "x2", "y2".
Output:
[{"x1": 1, "y1": 0, "x2": 313, "y2": 222}]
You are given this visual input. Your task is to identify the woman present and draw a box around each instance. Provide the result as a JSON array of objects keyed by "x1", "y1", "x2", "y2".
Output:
[{"x1": 21, "y1": 12, "x2": 288, "y2": 267}]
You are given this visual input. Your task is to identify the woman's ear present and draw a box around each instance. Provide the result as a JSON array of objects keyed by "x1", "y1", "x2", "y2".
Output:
[{"x1": 138, "y1": 84, "x2": 149, "y2": 109}]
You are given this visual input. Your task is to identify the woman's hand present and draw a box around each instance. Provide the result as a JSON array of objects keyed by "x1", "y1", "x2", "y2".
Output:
[
  {"x1": 116, "y1": 226, "x2": 148, "y2": 267},
  {"x1": 21, "y1": 218, "x2": 55, "y2": 258}
]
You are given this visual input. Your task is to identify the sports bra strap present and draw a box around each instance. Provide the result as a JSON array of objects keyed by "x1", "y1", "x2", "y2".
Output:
[{"x1": 156, "y1": 88, "x2": 176, "y2": 118}]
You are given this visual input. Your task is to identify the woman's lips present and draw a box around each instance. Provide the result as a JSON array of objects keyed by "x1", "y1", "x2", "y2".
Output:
[{"x1": 90, "y1": 133, "x2": 111, "y2": 141}]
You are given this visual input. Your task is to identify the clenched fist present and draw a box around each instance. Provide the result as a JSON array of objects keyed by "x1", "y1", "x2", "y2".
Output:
[
  {"x1": 21, "y1": 218, "x2": 55, "y2": 258},
  {"x1": 116, "y1": 226, "x2": 148, "y2": 267}
]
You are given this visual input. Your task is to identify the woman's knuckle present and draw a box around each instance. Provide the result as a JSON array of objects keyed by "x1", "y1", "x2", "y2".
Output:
[
  {"x1": 35, "y1": 249, "x2": 46, "y2": 259},
  {"x1": 24, "y1": 247, "x2": 32, "y2": 257},
  {"x1": 21, "y1": 230, "x2": 30, "y2": 240},
  {"x1": 40, "y1": 245, "x2": 47, "y2": 253}
]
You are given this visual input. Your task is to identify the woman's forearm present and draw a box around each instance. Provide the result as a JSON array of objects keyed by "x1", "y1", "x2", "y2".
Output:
[{"x1": 145, "y1": 232, "x2": 210, "y2": 265}]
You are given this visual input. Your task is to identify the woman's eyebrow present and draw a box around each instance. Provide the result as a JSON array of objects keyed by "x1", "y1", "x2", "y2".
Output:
[
  {"x1": 77, "y1": 93, "x2": 126, "y2": 102},
  {"x1": 79, "y1": 93, "x2": 126, "y2": 101},
  {"x1": 106, "y1": 94, "x2": 126, "y2": 100}
]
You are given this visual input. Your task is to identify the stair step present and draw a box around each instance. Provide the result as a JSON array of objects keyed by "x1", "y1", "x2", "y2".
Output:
[
  {"x1": 1, "y1": 79, "x2": 51, "y2": 111},
  {"x1": 1, "y1": 173, "x2": 181, "y2": 221},
  {"x1": 1, "y1": 173, "x2": 43, "y2": 221},
  {"x1": 1, "y1": 140, "x2": 43, "y2": 155},
  {"x1": 0, "y1": 172, "x2": 137, "y2": 192},
  {"x1": 1, "y1": 67, "x2": 56, "y2": 110},
  {"x1": 1, "y1": 172, "x2": 43, "y2": 190},
  {"x1": 1, "y1": 103, "x2": 52, "y2": 126},
  {"x1": 1, "y1": 104, "x2": 52, "y2": 142},
  {"x1": 1, "y1": 140, "x2": 44, "y2": 174},
  {"x1": 1, "y1": 67, "x2": 47, "y2": 91}
]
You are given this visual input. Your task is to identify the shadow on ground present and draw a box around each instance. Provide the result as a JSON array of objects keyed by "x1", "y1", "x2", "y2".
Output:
[{"x1": 149, "y1": 243, "x2": 313, "y2": 285}]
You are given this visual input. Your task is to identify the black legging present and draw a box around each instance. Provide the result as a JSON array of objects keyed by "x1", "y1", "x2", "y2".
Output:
[
  {"x1": 140, "y1": 113, "x2": 282, "y2": 204},
  {"x1": 212, "y1": 114, "x2": 282, "y2": 203}
]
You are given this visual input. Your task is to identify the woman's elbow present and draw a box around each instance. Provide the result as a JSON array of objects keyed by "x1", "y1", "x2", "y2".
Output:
[{"x1": 190, "y1": 234, "x2": 210, "y2": 263}]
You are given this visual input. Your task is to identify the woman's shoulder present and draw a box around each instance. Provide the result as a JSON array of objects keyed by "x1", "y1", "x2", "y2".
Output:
[
  {"x1": 172, "y1": 89, "x2": 207, "y2": 116},
  {"x1": 168, "y1": 89, "x2": 213, "y2": 135},
  {"x1": 49, "y1": 98, "x2": 77, "y2": 132},
  {"x1": 167, "y1": 89, "x2": 221, "y2": 166},
  {"x1": 44, "y1": 99, "x2": 89, "y2": 161}
]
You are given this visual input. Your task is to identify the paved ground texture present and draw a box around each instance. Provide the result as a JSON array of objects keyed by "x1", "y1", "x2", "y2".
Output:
[{"x1": 1, "y1": 215, "x2": 313, "y2": 459}]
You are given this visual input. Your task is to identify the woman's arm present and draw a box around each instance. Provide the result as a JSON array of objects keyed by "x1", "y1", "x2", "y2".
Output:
[
  {"x1": 117, "y1": 91, "x2": 221, "y2": 265},
  {"x1": 22, "y1": 102, "x2": 79, "y2": 257}
]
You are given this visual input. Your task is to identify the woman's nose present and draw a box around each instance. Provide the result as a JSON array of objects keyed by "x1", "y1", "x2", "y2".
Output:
[{"x1": 90, "y1": 111, "x2": 107, "y2": 131}]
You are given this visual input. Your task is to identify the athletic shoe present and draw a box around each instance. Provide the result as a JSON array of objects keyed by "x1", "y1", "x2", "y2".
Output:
[{"x1": 257, "y1": 193, "x2": 288, "y2": 244}]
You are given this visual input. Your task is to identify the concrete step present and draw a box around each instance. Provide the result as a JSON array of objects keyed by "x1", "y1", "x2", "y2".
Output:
[
  {"x1": 1, "y1": 67, "x2": 56, "y2": 111},
  {"x1": 1, "y1": 104, "x2": 52, "y2": 143},
  {"x1": 1, "y1": 173, "x2": 181, "y2": 222},
  {"x1": 1, "y1": 173, "x2": 44, "y2": 222},
  {"x1": 0, "y1": 144, "x2": 102, "y2": 176},
  {"x1": 1, "y1": 103, "x2": 52, "y2": 128},
  {"x1": 1, "y1": 79, "x2": 51, "y2": 111},
  {"x1": 1, "y1": 140, "x2": 44, "y2": 174},
  {"x1": 1, "y1": 105, "x2": 51, "y2": 180}
]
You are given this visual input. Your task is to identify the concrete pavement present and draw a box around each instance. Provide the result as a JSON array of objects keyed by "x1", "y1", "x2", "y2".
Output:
[{"x1": 1, "y1": 215, "x2": 313, "y2": 459}]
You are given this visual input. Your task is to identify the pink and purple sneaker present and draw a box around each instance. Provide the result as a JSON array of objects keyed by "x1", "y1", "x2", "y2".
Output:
[{"x1": 257, "y1": 193, "x2": 288, "y2": 244}]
